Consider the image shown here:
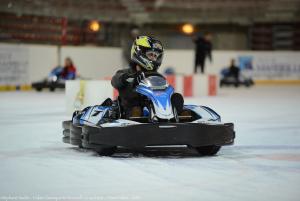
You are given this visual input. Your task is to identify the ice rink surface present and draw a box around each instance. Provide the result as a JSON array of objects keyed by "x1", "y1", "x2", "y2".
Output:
[{"x1": 1, "y1": 86, "x2": 300, "y2": 201}]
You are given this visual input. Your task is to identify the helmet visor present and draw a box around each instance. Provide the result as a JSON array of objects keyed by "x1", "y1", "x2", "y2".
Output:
[{"x1": 145, "y1": 50, "x2": 161, "y2": 62}]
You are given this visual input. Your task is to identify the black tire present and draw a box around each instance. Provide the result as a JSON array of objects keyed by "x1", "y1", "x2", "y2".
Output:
[
  {"x1": 62, "y1": 120, "x2": 72, "y2": 130},
  {"x1": 63, "y1": 129, "x2": 70, "y2": 137},
  {"x1": 195, "y1": 145, "x2": 221, "y2": 156},
  {"x1": 81, "y1": 139, "x2": 93, "y2": 149},
  {"x1": 50, "y1": 87, "x2": 55, "y2": 92},
  {"x1": 70, "y1": 124, "x2": 82, "y2": 139},
  {"x1": 95, "y1": 146, "x2": 117, "y2": 156},
  {"x1": 81, "y1": 127, "x2": 93, "y2": 149},
  {"x1": 70, "y1": 138, "x2": 82, "y2": 147},
  {"x1": 62, "y1": 121, "x2": 71, "y2": 144},
  {"x1": 62, "y1": 136, "x2": 70, "y2": 144},
  {"x1": 36, "y1": 87, "x2": 42, "y2": 92},
  {"x1": 220, "y1": 81, "x2": 224, "y2": 87},
  {"x1": 70, "y1": 124, "x2": 82, "y2": 147}
]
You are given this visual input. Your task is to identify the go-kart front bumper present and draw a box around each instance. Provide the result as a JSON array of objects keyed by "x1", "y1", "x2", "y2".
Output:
[{"x1": 82, "y1": 122, "x2": 235, "y2": 148}]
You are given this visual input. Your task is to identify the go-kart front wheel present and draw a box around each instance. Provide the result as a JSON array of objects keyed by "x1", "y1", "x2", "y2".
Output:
[
  {"x1": 194, "y1": 145, "x2": 221, "y2": 156},
  {"x1": 95, "y1": 146, "x2": 117, "y2": 156},
  {"x1": 36, "y1": 87, "x2": 43, "y2": 92},
  {"x1": 49, "y1": 87, "x2": 55, "y2": 92}
]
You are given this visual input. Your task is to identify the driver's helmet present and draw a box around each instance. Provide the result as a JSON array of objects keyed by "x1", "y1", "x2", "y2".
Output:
[{"x1": 131, "y1": 36, "x2": 164, "y2": 71}]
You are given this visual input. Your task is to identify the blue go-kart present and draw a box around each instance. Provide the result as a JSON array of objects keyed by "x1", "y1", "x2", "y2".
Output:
[
  {"x1": 32, "y1": 66, "x2": 75, "y2": 92},
  {"x1": 62, "y1": 72, "x2": 235, "y2": 156},
  {"x1": 220, "y1": 68, "x2": 254, "y2": 88}
]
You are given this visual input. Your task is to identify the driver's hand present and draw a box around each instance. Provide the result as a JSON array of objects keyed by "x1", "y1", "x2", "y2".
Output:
[
  {"x1": 134, "y1": 71, "x2": 144, "y2": 84},
  {"x1": 122, "y1": 71, "x2": 145, "y2": 85},
  {"x1": 122, "y1": 71, "x2": 144, "y2": 85}
]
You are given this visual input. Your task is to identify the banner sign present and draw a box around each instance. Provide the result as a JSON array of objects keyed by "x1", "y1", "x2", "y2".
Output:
[
  {"x1": 238, "y1": 54, "x2": 300, "y2": 80},
  {"x1": 0, "y1": 45, "x2": 29, "y2": 85}
]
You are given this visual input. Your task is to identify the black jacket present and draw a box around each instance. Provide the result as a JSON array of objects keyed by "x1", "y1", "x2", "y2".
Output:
[
  {"x1": 111, "y1": 68, "x2": 142, "y2": 108},
  {"x1": 194, "y1": 36, "x2": 212, "y2": 60}
]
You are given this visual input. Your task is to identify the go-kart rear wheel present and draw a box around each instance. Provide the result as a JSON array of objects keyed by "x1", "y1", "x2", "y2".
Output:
[
  {"x1": 195, "y1": 145, "x2": 221, "y2": 156},
  {"x1": 95, "y1": 146, "x2": 117, "y2": 156},
  {"x1": 49, "y1": 87, "x2": 55, "y2": 92},
  {"x1": 36, "y1": 87, "x2": 42, "y2": 92},
  {"x1": 219, "y1": 81, "x2": 224, "y2": 88}
]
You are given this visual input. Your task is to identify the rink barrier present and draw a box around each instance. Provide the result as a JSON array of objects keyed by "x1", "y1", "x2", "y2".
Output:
[
  {"x1": 66, "y1": 80, "x2": 115, "y2": 115},
  {"x1": 0, "y1": 85, "x2": 32, "y2": 91},
  {"x1": 178, "y1": 74, "x2": 218, "y2": 97},
  {"x1": 2, "y1": 78, "x2": 299, "y2": 93},
  {"x1": 65, "y1": 75, "x2": 218, "y2": 114},
  {"x1": 106, "y1": 74, "x2": 218, "y2": 97},
  {"x1": 255, "y1": 80, "x2": 300, "y2": 85}
]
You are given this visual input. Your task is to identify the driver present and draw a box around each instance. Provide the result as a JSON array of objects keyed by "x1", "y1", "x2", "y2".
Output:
[{"x1": 111, "y1": 36, "x2": 183, "y2": 118}]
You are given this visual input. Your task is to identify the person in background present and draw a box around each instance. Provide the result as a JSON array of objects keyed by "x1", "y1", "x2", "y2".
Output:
[
  {"x1": 61, "y1": 57, "x2": 76, "y2": 80},
  {"x1": 228, "y1": 59, "x2": 240, "y2": 81},
  {"x1": 193, "y1": 32, "x2": 213, "y2": 74}
]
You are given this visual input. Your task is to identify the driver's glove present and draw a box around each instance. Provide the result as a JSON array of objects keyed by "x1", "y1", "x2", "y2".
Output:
[
  {"x1": 122, "y1": 72, "x2": 144, "y2": 85},
  {"x1": 134, "y1": 71, "x2": 145, "y2": 85}
]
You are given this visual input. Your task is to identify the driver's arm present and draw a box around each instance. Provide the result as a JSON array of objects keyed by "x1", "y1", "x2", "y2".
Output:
[{"x1": 111, "y1": 70, "x2": 128, "y2": 89}]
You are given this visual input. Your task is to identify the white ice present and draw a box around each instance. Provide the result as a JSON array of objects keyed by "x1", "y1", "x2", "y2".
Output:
[{"x1": 0, "y1": 86, "x2": 300, "y2": 201}]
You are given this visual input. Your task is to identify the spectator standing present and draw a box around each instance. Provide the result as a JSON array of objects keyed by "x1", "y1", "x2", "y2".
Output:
[{"x1": 193, "y1": 32, "x2": 213, "y2": 74}]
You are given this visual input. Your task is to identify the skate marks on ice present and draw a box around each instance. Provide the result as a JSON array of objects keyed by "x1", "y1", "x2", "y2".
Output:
[
  {"x1": 69, "y1": 144, "x2": 300, "y2": 164},
  {"x1": 0, "y1": 146, "x2": 92, "y2": 159},
  {"x1": 220, "y1": 145, "x2": 300, "y2": 174},
  {"x1": 69, "y1": 146, "x2": 207, "y2": 158},
  {"x1": 223, "y1": 145, "x2": 300, "y2": 162}
]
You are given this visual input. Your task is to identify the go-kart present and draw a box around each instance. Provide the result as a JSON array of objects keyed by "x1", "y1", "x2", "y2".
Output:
[
  {"x1": 62, "y1": 72, "x2": 235, "y2": 156},
  {"x1": 220, "y1": 68, "x2": 254, "y2": 87},
  {"x1": 32, "y1": 66, "x2": 74, "y2": 92}
]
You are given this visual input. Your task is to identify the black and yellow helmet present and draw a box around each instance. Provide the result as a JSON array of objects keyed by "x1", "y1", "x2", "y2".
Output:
[{"x1": 131, "y1": 36, "x2": 164, "y2": 71}]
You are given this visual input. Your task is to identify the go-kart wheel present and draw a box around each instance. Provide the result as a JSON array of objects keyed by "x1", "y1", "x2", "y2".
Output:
[
  {"x1": 195, "y1": 145, "x2": 221, "y2": 156},
  {"x1": 95, "y1": 146, "x2": 117, "y2": 156},
  {"x1": 245, "y1": 80, "x2": 253, "y2": 87},
  {"x1": 70, "y1": 124, "x2": 82, "y2": 148},
  {"x1": 81, "y1": 139, "x2": 93, "y2": 149},
  {"x1": 62, "y1": 136, "x2": 70, "y2": 144},
  {"x1": 62, "y1": 120, "x2": 72, "y2": 130},
  {"x1": 70, "y1": 124, "x2": 82, "y2": 138},
  {"x1": 36, "y1": 87, "x2": 42, "y2": 92},
  {"x1": 50, "y1": 87, "x2": 55, "y2": 92},
  {"x1": 220, "y1": 81, "x2": 224, "y2": 88},
  {"x1": 63, "y1": 129, "x2": 70, "y2": 137},
  {"x1": 62, "y1": 121, "x2": 72, "y2": 144},
  {"x1": 70, "y1": 138, "x2": 82, "y2": 147}
]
